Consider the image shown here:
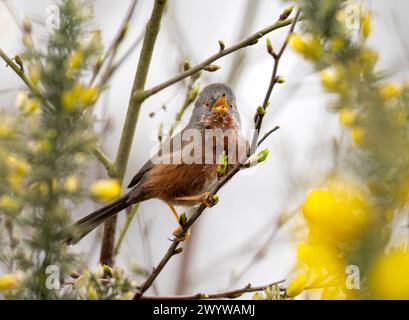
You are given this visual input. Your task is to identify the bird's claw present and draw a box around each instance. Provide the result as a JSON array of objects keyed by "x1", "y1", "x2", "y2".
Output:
[
  {"x1": 202, "y1": 192, "x2": 219, "y2": 208},
  {"x1": 172, "y1": 226, "x2": 190, "y2": 241}
]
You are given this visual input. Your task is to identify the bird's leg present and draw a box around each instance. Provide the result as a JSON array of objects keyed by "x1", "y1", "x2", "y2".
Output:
[
  {"x1": 174, "y1": 192, "x2": 219, "y2": 208},
  {"x1": 166, "y1": 202, "x2": 190, "y2": 241}
]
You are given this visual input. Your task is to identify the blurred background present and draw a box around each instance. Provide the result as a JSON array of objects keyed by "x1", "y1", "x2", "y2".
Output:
[{"x1": 1, "y1": 0, "x2": 408, "y2": 297}]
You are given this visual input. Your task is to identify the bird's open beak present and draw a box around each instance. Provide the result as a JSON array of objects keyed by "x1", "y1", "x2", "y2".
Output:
[{"x1": 212, "y1": 94, "x2": 229, "y2": 112}]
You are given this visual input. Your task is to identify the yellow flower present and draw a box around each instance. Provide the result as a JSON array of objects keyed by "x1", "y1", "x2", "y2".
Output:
[
  {"x1": 88, "y1": 285, "x2": 98, "y2": 300},
  {"x1": 15, "y1": 90, "x2": 28, "y2": 108},
  {"x1": 62, "y1": 82, "x2": 99, "y2": 111},
  {"x1": 351, "y1": 127, "x2": 366, "y2": 145},
  {"x1": 6, "y1": 155, "x2": 30, "y2": 177},
  {"x1": 80, "y1": 86, "x2": 99, "y2": 105},
  {"x1": 339, "y1": 109, "x2": 358, "y2": 126},
  {"x1": 90, "y1": 179, "x2": 121, "y2": 202},
  {"x1": 22, "y1": 98, "x2": 41, "y2": 114},
  {"x1": 368, "y1": 248, "x2": 409, "y2": 299},
  {"x1": 379, "y1": 83, "x2": 400, "y2": 100},
  {"x1": 289, "y1": 33, "x2": 321, "y2": 60},
  {"x1": 68, "y1": 50, "x2": 83, "y2": 70},
  {"x1": 289, "y1": 33, "x2": 306, "y2": 54},
  {"x1": 0, "y1": 195, "x2": 19, "y2": 211},
  {"x1": 330, "y1": 36, "x2": 344, "y2": 51},
  {"x1": 30, "y1": 181, "x2": 50, "y2": 197},
  {"x1": 0, "y1": 273, "x2": 23, "y2": 290},
  {"x1": 252, "y1": 292, "x2": 264, "y2": 300},
  {"x1": 302, "y1": 177, "x2": 369, "y2": 244},
  {"x1": 321, "y1": 287, "x2": 348, "y2": 300},
  {"x1": 64, "y1": 176, "x2": 79, "y2": 193},
  {"x1": 287, "y1": 274, "x2": 306, "y2": 298},
  {"x1": 361, "y1": 13, "x2": 371, "y2": 39},
  {"x1": 320, "y1": 67, "x2": 345, "y2": 92},
  {"x1": 0, "y1": 123, "x2": 13, "y2": 138},
  {"x1": 28, "y1": 65, "x2": 40, "y2": 86}
]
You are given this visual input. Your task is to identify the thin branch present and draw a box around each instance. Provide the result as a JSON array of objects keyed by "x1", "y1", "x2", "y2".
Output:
[
  {"x1": 141, "y1": 280, "x2": 285, "y2": 300},
  {"x1": 89, "y1": 0, "x2": 138, "y2": 85},
  {"x1": 0, "y1": 48, "x2": 54, "y2": 110},
  {"x1": 138, "y1": 17, "x2": 297, "y2": 101},
  {"x1": 99, "y1": 0, "x2": 167, "y2": 267},
  {"x1": 258, "y1": 126, "x2": 280, "y2": 147},
  {"x1": 93, "y1": 147, "x2": 116, "y2": 177},
  {"x1": 226, "y1": 0, "x2": 261, "y2": 86},
  {"x1": 133, "y1": 9, "x2": 300, "y2": 300},
  {"x1": 114, "y1": 204, "x2": 139, "y2": 256},
  {"x1": 167, "y1": 80, "x2": 198, "y2": 139},
  {"x1": 251, "y1": 10, "x2": 301, "y2": 153}
]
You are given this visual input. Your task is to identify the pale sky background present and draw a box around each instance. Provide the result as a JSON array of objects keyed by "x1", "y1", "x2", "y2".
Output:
[{"x1": 1, "y1": 0, "x2": 408, "y2": 297}]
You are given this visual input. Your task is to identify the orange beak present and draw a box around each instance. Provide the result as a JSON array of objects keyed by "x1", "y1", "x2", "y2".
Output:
[{"x1": 212, "y1": 94, "x2": 229, "y2": 112}]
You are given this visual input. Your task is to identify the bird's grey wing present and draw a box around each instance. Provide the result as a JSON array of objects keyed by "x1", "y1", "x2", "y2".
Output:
[{"x1": 127, "y1": 160, "x2": 154, "y2": 188}]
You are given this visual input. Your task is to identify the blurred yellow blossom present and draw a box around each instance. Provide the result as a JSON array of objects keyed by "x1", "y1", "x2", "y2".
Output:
[
  {"x1": 7, "y1": 155, "x2": 30, "y2": 177},
  {"x1": 28, "y1": 65, "x2": 40, "y2": 86},
  {"x1": 88, "y1": 285, "x2": 98, "y2": 300},
  {"x1": 368, "y1": 248, "x2": 409, "y2": 299},
  {"x1": 64, "y1": 176, "x2": 79, "y2": 193},
  {"x1": 90, "y1": 179, "x2": 121, "y2": 201},
  {"x1": 379, "y1": 83, "x2": 400, "y2": 101},
  {"x1": 68, "y1": 50, "x2": 83, "y2": 69},
  {"x1": 22, "y1": 98, "x2": 41, "y2": 115},
  {"x1": 0, "y1": 123, "x2": 13, "y2": 138},
  {"x1": 320, "y1": 68, "x2": 345, "y2": 92},
  {"x1": 287, "y1": 274, "x2": 306, "y2": 298},
  {"x1": 302, "y1": 178, "x2": 369, "y2": 244},
  {"x1": 62, "y1": 82, "x2": 99, "y2": 111},
  {"x1": 360, "y1": 13, "x2": 371, "y2": 39},
  {"x1": 0, "y1": 273, "x2": 23, "y2": 290},
  {"x1": 0, "y1": 195, "x2": 19, "y2": 212},
  {"x1": 289, "y1": 33, "x2": 321, "y2": 60},
  {"x1": 15, "y1": 90, "x2": 28, "y2": 108},
  {"x1": 351, "y1": 127, "x2": 366, "y2": 145},
  {"x1": 339, "y1": 109, "x2": 358, "y2": 126}
]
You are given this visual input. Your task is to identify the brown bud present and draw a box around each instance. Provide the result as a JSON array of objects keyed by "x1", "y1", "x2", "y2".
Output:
[
  {"x1": 183, "y1": 60, "x2": 191, "y2": 71},
  {"x1": 204, "y1": 64, "x2": 221, "y2": 72},
  {"x1": 218, "y1": 40, "x2": 225, "y2": 51}
]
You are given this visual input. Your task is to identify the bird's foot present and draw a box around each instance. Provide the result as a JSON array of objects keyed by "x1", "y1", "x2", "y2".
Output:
[
  {"x1": 201, "y1": 192, "x2": 219, "y2": 208},
  {"x1": 172, "y1": 226, "x2": 190, "y2": 241}
]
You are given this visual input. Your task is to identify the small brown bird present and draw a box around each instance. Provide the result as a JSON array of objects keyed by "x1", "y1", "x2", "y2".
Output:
[{"x1": 67, "y1": 83, "x2": 248, "y2": 244}]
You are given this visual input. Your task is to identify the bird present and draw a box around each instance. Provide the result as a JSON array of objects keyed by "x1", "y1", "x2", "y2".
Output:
[{"x1": 66, "y1": 83, "x2": 248, "y2": 244}]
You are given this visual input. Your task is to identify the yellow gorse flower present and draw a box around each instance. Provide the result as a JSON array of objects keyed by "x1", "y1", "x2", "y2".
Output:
[
  {"x1": 68, "y1": 50, "x2": 83, "y2": 70},
  {"x1": 360, "y1": 12, "x2": 371, "y2": 39},
  {"x1": 62, "y1": 82, "x2": 99, "y2": 111},
  {"x1": 0, "y1": 273, "x2": 23, "y2": 290},
  {"x1": 287, "y1": 274, "x2": 306, "y2": 298},
  {"x1": 379, "y1": 82, "x2": 400, "y2": 101},
  {"x1": 368, "y1": 248, "x2": 409, "y2": 299},
  {"x1": 0, "y1": 123, "x2": 13, "y2": 138},
  {"x1": 294, "y1": 176, "x2": 370, "y2": 298},
  {"x1": 289, "y1": 33, "x2": 321, "y2": 60},
  {"x1": 90, "y1": 179, "x2": 121, "y2": 202},
  {"x1": 351, "y1": 127, "x2": 366, "y2": 145},
  {"x1": 22, "y1": 98, "x2": 41, "y2": 115},
  {"x1": 302, "y1": 178, "x2": 369, "y2": 244},
  {"x1": 64, "y1": 176, "x2": 79, "y2": 193},
  {"x1": 28, "y1": 65, "x2": 40, "y2": 86},
  {"x1": 339, "y1": 109, "x2": 358, "y2": 126},
  {"x1": 0, "y1": 195, "x2": 19, "y2": 212}
]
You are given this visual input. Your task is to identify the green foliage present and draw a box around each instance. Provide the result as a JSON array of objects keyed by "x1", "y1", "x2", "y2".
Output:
[{"x1": 0, "y1": 0, "x2": 102, "y2": 299}]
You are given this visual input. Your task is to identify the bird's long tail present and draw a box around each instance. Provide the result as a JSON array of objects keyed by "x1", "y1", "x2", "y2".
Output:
[{"x1": 65, "y1": 191, "x2": 132, "y2": 245}]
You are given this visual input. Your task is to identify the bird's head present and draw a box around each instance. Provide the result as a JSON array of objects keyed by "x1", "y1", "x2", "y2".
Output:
[{"x1": 190, "y1": 83, "x2": 241, "y2": 130}]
